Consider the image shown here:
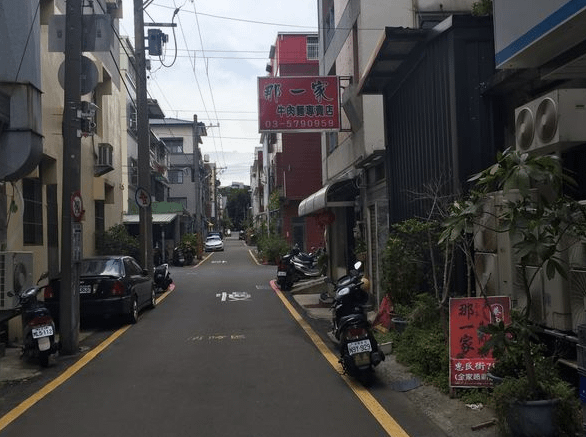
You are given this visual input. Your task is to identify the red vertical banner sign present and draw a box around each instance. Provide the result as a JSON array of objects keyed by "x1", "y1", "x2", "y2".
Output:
[
  {"x1": 449, "y1": 296, "x2": 511, "y2": 388},
  {"x1": 258, "y1": 76, "x2": 340, "y2": 133}
]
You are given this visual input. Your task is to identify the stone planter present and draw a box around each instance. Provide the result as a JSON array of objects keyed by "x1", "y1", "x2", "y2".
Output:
[
  {"x1": 378, "y1": 341, "x2": 393, "y2": 355},
  {"x1": 391, "y1": 317, "x2": 409, "y2": 334},
  {"x1": 506, "y1": 398, "x2": 559, "y2": 437}
]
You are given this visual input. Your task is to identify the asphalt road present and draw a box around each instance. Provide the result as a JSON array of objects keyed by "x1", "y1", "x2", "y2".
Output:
[{"x1": 0, "y1": 238, "x2": 411, "y2": 436}]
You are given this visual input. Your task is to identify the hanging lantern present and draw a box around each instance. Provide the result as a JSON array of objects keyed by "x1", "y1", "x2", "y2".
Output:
[{"x1": 317, "y1": 210, "x2": 335, "y2": 226}]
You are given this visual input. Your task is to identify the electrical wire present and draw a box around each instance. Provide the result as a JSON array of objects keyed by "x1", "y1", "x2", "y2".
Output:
[
  {"x1": 149, "y1": 3, "x2": 317, "y2": 30},
  {"x1": 191, "y1": 0, "x2": 227, "y2": 173},
  {"x1": 158, "y1": 7, "x2": 179, "y2": 68}
]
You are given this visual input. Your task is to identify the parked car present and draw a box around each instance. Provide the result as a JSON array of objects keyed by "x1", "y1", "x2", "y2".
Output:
[
  {"x1": 44, "y1": 256, "x2": 156, "y2": 324},
  {"x1": 209, "y1": 232, "x2": 222, "y2": 240},
  {"x1": 204, "y1": 235, "x2": 224, "y2": 252}
]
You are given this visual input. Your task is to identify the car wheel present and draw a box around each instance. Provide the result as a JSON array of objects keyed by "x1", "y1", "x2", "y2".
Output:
[
  {"x1": 128, "y1": 296, "x2": 139, "y2": 324},
  {"x1": 149, "y1": 286, "x2": 157, "y2": 309}
]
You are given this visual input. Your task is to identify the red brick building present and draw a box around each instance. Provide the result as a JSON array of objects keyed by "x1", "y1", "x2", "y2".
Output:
[{"x1": 268, "y1": 33, "x2": 324, "y2": 251}]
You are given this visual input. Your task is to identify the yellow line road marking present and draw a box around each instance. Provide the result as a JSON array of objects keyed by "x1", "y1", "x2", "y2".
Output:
[
  {"x1": 0, "y1": 289, "x2": 173, "y2": 432},
  {"x1": 270, "y1": 280, "x2": 411, "y2": 437},
  {"x1": 0, "y1": 325, "x2": 130, "y2": 432}
]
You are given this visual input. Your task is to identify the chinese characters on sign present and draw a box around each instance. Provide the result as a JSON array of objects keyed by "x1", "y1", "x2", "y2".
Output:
[
  {"x1": 258, "y1": 76, "x2": 340, "y2": 132},
  {"x1": 449, "y1": 296, "x2": 511, "y2": 388}
]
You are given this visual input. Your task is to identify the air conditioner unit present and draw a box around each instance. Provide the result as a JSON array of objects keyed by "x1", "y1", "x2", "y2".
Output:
[
  {"x1": 0, "y1": 252, "x2": 33, "y2": 310},
  {"x1": 514, "y1": 88, "x2": 586, "y2": 154}
]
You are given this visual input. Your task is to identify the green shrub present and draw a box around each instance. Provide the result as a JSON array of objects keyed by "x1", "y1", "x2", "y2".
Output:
[
  {"x1": 256, "y1": 233, "x2": 289, "y2": 264},
  {"x1": 381, "y1": 219, "x2": 438, "y2": 307},
  {"x1": 96, "y1": 224, "x2": 139, "y2": 259},
  {"x1": 179, "y1": 233, "x2": 202, "y2": 263},
  {"x1": 393, "y1": 324, "x2": 449, "y2": 392}
]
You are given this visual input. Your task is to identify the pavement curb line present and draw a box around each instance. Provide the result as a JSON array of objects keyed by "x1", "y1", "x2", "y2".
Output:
[{"x1": 269, "y1": 279, "x2": 410, "y2": 437}]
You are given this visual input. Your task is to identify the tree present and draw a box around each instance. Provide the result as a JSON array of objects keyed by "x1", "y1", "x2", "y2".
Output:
[{"x1": 220, "y1": 187, "x2": 250, "y2": 230}]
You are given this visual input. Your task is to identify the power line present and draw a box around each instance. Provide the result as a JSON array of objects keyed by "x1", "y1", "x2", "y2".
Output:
[
  {"x1": 150, "y1": 3, "x2": 318, "y2": 29},
  {"x1": 191, "y1": 0, "x2": 226, "y2": 172}
]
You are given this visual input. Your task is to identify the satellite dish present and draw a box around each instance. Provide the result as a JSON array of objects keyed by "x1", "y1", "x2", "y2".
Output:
[
  {"x1": 535, "y1": 97, "x2": 558, "y2": 144},
  {"x1": 515, "y1": 107, "x2": 534, "y2": 151},
  {"x1": 58, "y1": 55, "x2": 99, "y2": 96}
]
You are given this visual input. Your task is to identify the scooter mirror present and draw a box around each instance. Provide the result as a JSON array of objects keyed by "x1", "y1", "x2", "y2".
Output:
[{"x1": 354, "y1": 261, "x2": 362, "y2": 271}]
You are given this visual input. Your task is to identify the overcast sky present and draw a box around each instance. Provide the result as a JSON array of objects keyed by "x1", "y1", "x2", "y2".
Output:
[{"x1": 120, "y1": 0, "x2": 318, "y2": 186}]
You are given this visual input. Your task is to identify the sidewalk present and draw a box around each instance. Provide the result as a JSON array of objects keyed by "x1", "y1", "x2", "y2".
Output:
[
  {"x1": 0, "y1": 330, "x2": 94, "y2": 384},
  {"x1": 288, "y1": 277, "x2": 499, "y2": 437}
]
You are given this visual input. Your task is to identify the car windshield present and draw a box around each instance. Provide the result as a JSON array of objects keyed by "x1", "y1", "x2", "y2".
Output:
[
  {"x1": 207, "y1": 236, "x2": 220, "y2": 242},
  {"x1": 80, "y1": 259, "x2": 123, "y2": 276}
]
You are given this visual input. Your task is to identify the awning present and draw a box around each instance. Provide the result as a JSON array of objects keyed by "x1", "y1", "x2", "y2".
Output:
[
  {"x1": 123, "y1": 213, "x2": 178, "y2": 224},
  {"x1": 298, "y1": 179, "x2": 357, "y2": 217},
  {"x1": 358, "y1": 26, "x2": 430, "y2": 95}
]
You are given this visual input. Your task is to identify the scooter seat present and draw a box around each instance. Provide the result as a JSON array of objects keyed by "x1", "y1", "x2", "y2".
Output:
[{"x1": 336, "y1": 313, "x2": 368, "y2": 338}]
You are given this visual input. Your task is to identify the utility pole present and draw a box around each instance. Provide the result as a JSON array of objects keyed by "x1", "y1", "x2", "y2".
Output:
[
  {"x1": 60, "y1": 0, "x2": 82, "y2": 354},
  {"x1": 192, "y1": 114, "x2": 200, "y2": 235},
  {"x1": 134, "y1": 0, "x2": 153, "y2": 272}
]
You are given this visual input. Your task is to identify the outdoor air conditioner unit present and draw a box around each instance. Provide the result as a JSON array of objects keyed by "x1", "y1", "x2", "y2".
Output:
[
  {"x1": 0, "y1": 252, "x2": 33, "y2": 310},
  {"x1": 514, "y1": 88, "x2": 586, "y2": 154}
]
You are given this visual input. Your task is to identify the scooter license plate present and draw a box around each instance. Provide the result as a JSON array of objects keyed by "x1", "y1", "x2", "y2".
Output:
[
  {"x1": 277, "y1": 271, "x2": 287, "y2": 277},
  {"x1": 32, "y1": 325, "x2": 54, "y2": 339},
  {"x1": 80, "y1": 284, "x2": 92, "y2": 294},
  {"x1": 347, "y1": 339, "x2": 372, "y2": 355}
]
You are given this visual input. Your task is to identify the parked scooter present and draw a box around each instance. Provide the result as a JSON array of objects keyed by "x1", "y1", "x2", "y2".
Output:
[
  {"x1": 291, "y1": 245, "x2": 325, "y2": 282},
  {"x1": 8, "y1": 272, "x2": 58, "y2": 367},
  {"x1": 276, "y1": 253, "x2": 296, "y2": 291},
  {"x1": 172, "y1": 247, "x2": 185, "y2": 267},
  {"x1": 330, "y1": 261, "x2": 384, "y2": 385},
  {"x1": 153, "y1": 263, "x2": 173, "y2": 292}
]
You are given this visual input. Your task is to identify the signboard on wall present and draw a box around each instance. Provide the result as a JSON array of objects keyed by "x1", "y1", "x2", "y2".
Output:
[
  {"x1": 258, "y1": 76, "x2": 340, "y2": 133},
  {"x1": 493, "y1": 0, "x2": 586, "y2": 68},
  {"x1": 449, "y1": 296, "x2": 511, "y2": 388}
]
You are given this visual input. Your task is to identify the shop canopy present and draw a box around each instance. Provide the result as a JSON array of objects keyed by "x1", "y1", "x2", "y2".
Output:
[
  {"x1": 298, "y1": 179, "x2": 357, "y2": 217},
  {"x1": 123, "y1": 213, "x2": 178, "y2": 224}
]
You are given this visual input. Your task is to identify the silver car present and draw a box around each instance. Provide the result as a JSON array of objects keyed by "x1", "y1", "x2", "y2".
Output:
[{"x1": 204, "y1": 235, "x2": 224, "y2": 252}]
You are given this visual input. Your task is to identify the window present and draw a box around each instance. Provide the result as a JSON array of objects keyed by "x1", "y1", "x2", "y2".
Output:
[
  {"x1": 23, "y1": 178, "x2": 43, "y2": 245},
  {"x1": 128, "y1": 104, "x2": 137, "y2": 133},
  {"x1": 162, "y1": 137, "x2": 183, "y2": 153},
  {"x1": 129, "y1": 158, "x2": 138, "y2": 187},
  {"x1": 168, "y1": 169, "x2": 184, "y2": 184},
  {"x1": 307, "y1": 36, "x2": 318, "y2": 60},
  {"x1": 124, "y1": 258, "x2": 143, "y2": 276}
]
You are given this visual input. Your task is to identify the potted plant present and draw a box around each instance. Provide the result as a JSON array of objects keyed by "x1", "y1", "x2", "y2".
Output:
[{"x1": 442, "y1": 148, "x2": 586, "y2": 436}]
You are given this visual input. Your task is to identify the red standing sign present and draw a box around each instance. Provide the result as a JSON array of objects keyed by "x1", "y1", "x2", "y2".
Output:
[
  {"x1": 449, "y1": 296, "x2": 511, "y2": 388},
  {"x1": 258, "y1": 76, "x2": 340, "y2": 133}
]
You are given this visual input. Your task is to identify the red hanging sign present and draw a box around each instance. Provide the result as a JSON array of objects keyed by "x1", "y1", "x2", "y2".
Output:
[{"x1": 258, "y1": 76, "x2": 340, "y2": 133}]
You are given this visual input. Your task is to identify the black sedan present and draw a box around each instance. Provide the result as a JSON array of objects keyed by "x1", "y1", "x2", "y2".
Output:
[{"x1": 45, "y1": 256, "x2": 156, "y2": 324}]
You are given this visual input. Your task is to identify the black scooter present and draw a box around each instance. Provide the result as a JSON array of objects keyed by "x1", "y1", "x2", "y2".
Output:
[
  {"x1": 9, "y1": 273, "x2": 58, "y2": 367},
  {"x1": 154, "y1": 263, "x2": 173, "y2": 292},
  {"x1": 330, "y1": 262, "x2": 384, "y2": 385},
  {"x1": 276, "y1": 253, "x2": 296, "y2": 291}
]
